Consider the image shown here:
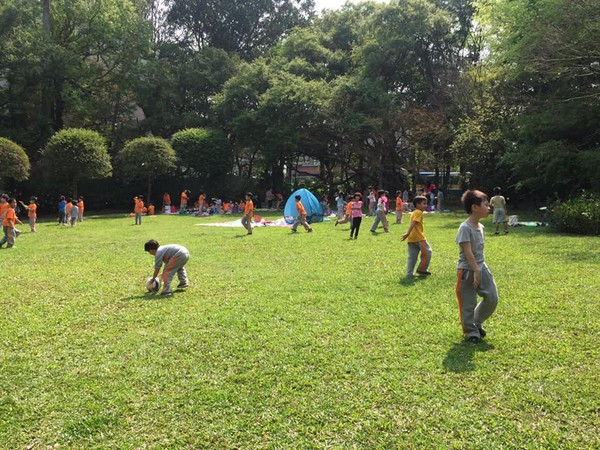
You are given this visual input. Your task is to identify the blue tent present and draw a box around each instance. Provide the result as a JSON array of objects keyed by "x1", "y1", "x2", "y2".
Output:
[{"x1": 284, "y1": 188, "x2": 324, "y2": 224}]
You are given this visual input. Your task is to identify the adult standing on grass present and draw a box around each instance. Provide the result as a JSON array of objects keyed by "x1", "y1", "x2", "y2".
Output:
[
  {"x1": 241, "y1": 192, "x2": 254, "y2": 235},
  {"x1": 291, "y1": 194, "x2": 313, "y2": 233},
  {"x1": 400, "y1": 196, "x2": 432, "y2": 277},
  {"x1": 455, "y1": 190, "x2": 498, "y2": 344},
  {"x1": 490, "y1": 187, "x2": 509, "y2": 234}
]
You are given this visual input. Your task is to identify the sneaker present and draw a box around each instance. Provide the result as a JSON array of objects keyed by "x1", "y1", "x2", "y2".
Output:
[
  {"x1": 307, "y1": 229, "x2": 313, "y2": 233},
  {"x1": 160, "y1": 291, "x2": 173, "y2": 297},
  {"x1": 476, "y1": 326, "x2": 487, "y2": 338},
  {"x1": 504, "y1": 230, "x2": 509, "y2": 234},
  {"x1": 177, "y1": 282, "x2": 189, "y2": 289},
  {"x1": 291, "y1": 229, "x2": 297, "y2": 233},
  {"x1": 466, "y1": 336, "x2": 481, "y2": 344},
  {"x1": 335, "y1": 221, "x2": 339, "y2": 227},
  {"x1": 494, "y1": 232, "x2": 500, "y2": 235},
  {"x1": 416, "y1": 270, "x2": 432, "y2": 276}
]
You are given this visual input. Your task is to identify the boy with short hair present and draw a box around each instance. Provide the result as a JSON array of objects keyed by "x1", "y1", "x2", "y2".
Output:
[
  {"x1": 490, "y1": 187, "x2": 509, "y2": 234},
  {"x1": 400, "y1": 196, "x2": 432, "y2": 277},
  {"x1": 291, "y1": 194, "x2": 313, "y2": 233},
  {"x1": 241, "y1": 192, "x2": 254, "y2": 235},
  {"x1": 455, "y1": 190, "x2": 498, "y2": 343},
  {"x1": 19, "y1": 196, "x2": 38, "y2": 232},
  {"x1": 144, "y1": 239, "x2": 190, "y2": 297}
]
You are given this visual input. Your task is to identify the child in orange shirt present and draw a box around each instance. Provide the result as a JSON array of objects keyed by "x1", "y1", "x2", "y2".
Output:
[
  {"x1": 148, "y1": 202, "x2": 155, "y2": 215},
  {"x1": 291, "y1": 194, "x2": 313, "y2": 233},
  {"x1": 180, "y1": 190, "x2": 189, "y2": 210},
  {"x1": 19, "y1": 196, "x2": 38, "y2": 232},
  {"x1": 0, "y1": 198, "x2": 18, "y2": 248},
  {"x1": 162, "y1": 192, "x2": 171, "y2": 213},
  {"x1": 134, "y1": 195, "x2": 144, "y2": 225},
  {"x1": 395, "y1": 190, "x2": 404, "y2": 224},
  {"x1": 241, "y1": 192, "x2": 254, "y2": 235},
  {"x1": 78, "y1": 196, "x2": 85, "y2": 222},
  {"x1": 65, "y1": 199, "x2": 72, "y2": 219}
]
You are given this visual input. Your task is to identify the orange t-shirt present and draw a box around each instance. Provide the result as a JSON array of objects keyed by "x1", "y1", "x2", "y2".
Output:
[
  {"x1": 148, "y1": 205, "x2": 155, "y2": 215},
  {"x1": 296, "y1": 200, "x2": 307, "y2": 216},
  {"x1": 345, "y1": 202, "x2": 352, "y2": 215},
  {"x1": 28, "y1": 203, "x2": 37, "y2": 218},
  {"x1": 78, "y1": 200, "x2": 84, "y2": 212},
  {"x1": 134, "y1": 199, "x2": 144, "y2": 213},
  {"x1": 0, "y1": 203, "x2": 9, "y2": 218},
  {"x1": 180, "y1": 192, "x2": 188, "y2": 205},
  {"x1": 66, "y1": 202, "x2": 72, "y2": 214},
  {"x1": 395, "y1": 196, "x2": 404, "y2": 211},
  {"x1": 244, "y1": 200, "x2": 254, "y2": 216},
  {"x1": 3, "y1": 208, "x2": 15, "y2": 227},
  {"x1": 199, "y1": 194, "x2": 206, "y2": 207}
]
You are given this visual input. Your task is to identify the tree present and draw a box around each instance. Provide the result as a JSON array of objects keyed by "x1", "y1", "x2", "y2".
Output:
[
  {"x1": 171, "y1": 128, "x2": 232, "y2": 180},
  {"x1": 41, "y1": 129, "x2": 112, "y2": 196},
  {"x1": 0, "y1": 137, "x2": 31, "y2": 185},
  {"x1": 116, "y1": 137, "x2": 177, "y2": 202},
  {"x1": 167, "y1": 0, "x2": 315, "y2": 59}
]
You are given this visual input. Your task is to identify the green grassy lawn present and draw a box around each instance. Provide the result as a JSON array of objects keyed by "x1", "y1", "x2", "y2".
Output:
[{"x1": 1, "y1": 210, "x2": 598, "y2": 449}]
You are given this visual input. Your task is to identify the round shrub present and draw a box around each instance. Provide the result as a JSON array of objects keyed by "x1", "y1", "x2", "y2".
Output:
[{"x1": 0, "y1": 137, "x2": 31, "y2": 183}]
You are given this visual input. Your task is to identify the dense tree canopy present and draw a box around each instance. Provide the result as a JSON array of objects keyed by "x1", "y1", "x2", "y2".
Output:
[
  {"x1": 1, "y1": 0, "x2": 598, "y2": 206},
  {"x1": 0, "y1": 137, "x2": 31, "y2": 185},
  {"x1": 41, "y1": 128, "x2": 112, "y2": 196}
]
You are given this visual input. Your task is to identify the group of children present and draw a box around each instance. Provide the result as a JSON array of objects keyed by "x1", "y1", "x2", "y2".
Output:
[{"x1": 58, "y1": 196, "x2": 85, "y2": 227}]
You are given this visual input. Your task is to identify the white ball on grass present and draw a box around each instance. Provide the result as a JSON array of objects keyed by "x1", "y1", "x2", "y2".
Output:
[{"x1": 145, "y1": 277, "x2": 161, "y2": 293}]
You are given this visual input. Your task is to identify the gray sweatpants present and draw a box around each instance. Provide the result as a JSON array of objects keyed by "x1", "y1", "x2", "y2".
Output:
[
  {"x1": 455, "y1": 266, "x2": 498, "y2": 338},
  {"x1": 370, "y1": 210, "x2": 389, "y2": 232},
  {"x1": 406, "y1": 240, "x2": 432, "y2": 276},
  {"x1": 162, "y1": 252, "x2": 190, "y2": 291}
]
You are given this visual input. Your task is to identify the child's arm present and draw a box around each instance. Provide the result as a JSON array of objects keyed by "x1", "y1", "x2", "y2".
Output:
[
  {"x1": 15, "y1": 217, "x2": 23, "y2": 225},
  {"x1": 460, "y1": 241, "x2": 481, "y2": 287},
  {"x1": 400, "y1": 220, "x2": 417, "y2": 241},
  {"x1": 19, "y1": 201, "x2": 29, "y2": 210},
  {"x1": 152, "y1": 267, "x2": 161, "y2": 280}
]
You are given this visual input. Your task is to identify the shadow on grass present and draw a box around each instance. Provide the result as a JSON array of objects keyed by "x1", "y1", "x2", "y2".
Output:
[
  {"x1": 120, "y1": 293, "x2": 169, "y2": 301},
  {"x1": 399, "y1": 276, "x2": 425, "y2": 286},
  {"x1": 443, "y1": 340, "x2": 494, "y2": 373}
]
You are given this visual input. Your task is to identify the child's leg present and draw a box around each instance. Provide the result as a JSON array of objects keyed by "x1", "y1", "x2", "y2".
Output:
[
  {"x1": 416, "y1": 240, "x2": 432, "y2": 273},
  {"x1": 474, "y1": 266, "x2": 498, "y2": 327},
  {"x1": 161, "y1": 254, "x2": 188, "y2": 293},
  {"x1": 396, "y1": 211, "x2": 402, "y2": 224},
  {"x1": 291, "y1": 216, "x2": 301, "y2": 231},
  {"x1": 354, "y1": 217, "x2": 362, "y2": 238},
  {"x1": 456, "y1": 269, "x2": 481, "y2": 339},
  {"x1": 382, "y1": 213, "x2": 389, "y2": 232},
  {"x1": 370, "y1": 212, "x2": 381, "y2": 231},
  {"x1": 176, "y1": 266, "x2": 189, "y2": 287},
  {"x1": 0, "y1": 226, "x2": 8, "y2": 246},
  {"x1": 406, "y1": 242, "x2": 421, "y2": 276}
]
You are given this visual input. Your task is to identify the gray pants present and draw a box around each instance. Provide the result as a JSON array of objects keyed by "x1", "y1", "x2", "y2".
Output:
[
  {"x1": 162, "y1": 252, "x2": 190, "y2": 292},
  {"x1": 406, "y1": 240, "x2": 432, "y2": 276},
  {"x1": 370, "y1": 210, "x2": 389, "y2": 232},
  {"x1": 456, "y1": 266, "x2": 498, "y2": 338},
  {"x1": 292, "y1": 214, "x2": 311, "y2": 232},
  {"x1": 241, "y1": 215, "x2": 252, "y2": 233},
  {"x1": 135, "y1": 213, "x2": 142, "y2": 225}
]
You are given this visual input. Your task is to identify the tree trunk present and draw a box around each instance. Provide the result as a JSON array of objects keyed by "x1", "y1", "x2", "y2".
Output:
[{"x1": 147, "y1": 176, "x2": 153, "y2": 206}]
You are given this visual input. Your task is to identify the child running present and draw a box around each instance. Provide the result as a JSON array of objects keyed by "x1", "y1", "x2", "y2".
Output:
[
  {"x1": 349, "y1": 193, "x2": 363, "y2": 239},
  {"x1": 400, "y1": 196, "x2": 432, "y2": 277},
  {"x1": 455, "y1": 190, "x2": 498, "y2": 343},
  {"x1": 144, "y1": 239, "x2": 190, "y2": 297}
]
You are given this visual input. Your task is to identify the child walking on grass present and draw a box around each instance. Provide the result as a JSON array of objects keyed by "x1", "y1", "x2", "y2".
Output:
[
  {"x1": 144, "y1": 239, "x2": 190, "y2": 297},
  {"x1": 241, "y1": 192, "x2": 254, "y2": 235},
  {"x1": 349, "y1": 193, "x2": 363, "y2": 239},
  {"x1": 455, "y1": 190, "x2": 498, "y2": 343},
  {"x1": 400, "y1": 196, "x2": 432, "y2": 277},
  {"x1": 490, "y1": 186, "x2": 509, "y2": 234},
  {"x1": 291, "y1": 195, "x2": 313, "y2": 233}
]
